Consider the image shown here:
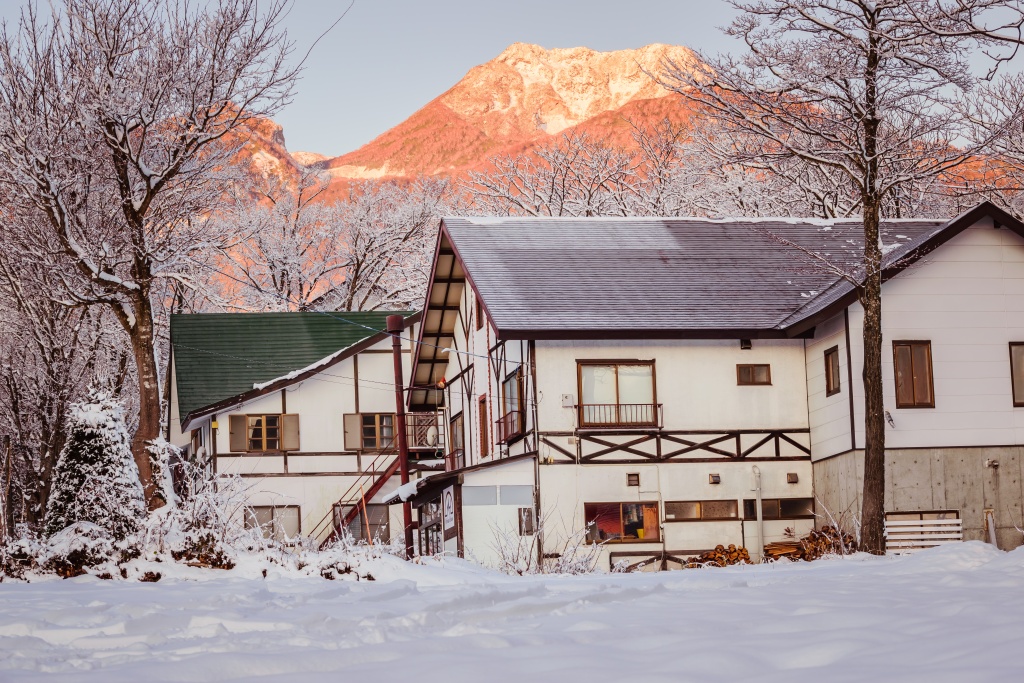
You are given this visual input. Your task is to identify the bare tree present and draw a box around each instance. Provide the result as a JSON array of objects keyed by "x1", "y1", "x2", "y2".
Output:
[
  {"x1": 214, "y1": 174, "x2": 452, "y2": 312},
  {"x1": 469, "y1": 131, "x2": 641, "y2": 217},
  {"x1": 0, "y1": 235, "x2": 128, "y2": 530},
  {"x1": 331, "y1": 178, "x2": 455, "y2": 312},
  {"x1": 0, "y1": 0, "x2": 298, "y2": 508},
  {"x1": 216, "y1": 170, "x2": 347, "y2": 311},
  {"x1": 661, "y1": 0, "x2": 1024, "y2": 553}
]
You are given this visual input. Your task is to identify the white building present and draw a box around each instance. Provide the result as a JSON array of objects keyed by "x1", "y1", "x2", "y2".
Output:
[
  {"x1": 167, "y1": 202, "x2": 1024, "y2": 567},
  {"x1": 398, "y1": 202, "x2": 1024, "y2": 569},
  {"x1": 168, "y1": 311, "x2": 443, "y2": 544}
]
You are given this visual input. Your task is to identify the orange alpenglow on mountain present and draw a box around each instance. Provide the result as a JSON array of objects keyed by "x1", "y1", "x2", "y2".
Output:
[{"x1": 243, "y1": 43, "x2": 700, "y2": 186}]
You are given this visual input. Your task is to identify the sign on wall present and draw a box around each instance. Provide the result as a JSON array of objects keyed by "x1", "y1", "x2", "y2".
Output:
[{"x1": 443, "y1": 485, "x2": 457, "y2": 540}]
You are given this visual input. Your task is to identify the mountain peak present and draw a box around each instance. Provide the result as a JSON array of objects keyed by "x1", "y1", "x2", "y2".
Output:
[{"x1": 323, "y1": 43, "x2": 699, "y2": 180}]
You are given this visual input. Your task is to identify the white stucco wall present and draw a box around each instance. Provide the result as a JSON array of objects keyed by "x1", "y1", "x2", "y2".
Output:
[
  {"x1": 834, "y1": 220, "x2": 1024, "y2": 453},
  {"x1": 170, "y1": 326, "x2": 419, "y2": 542},
  {"x1": 534, "y1": 338, "x2": 810, "y2": 434},
  {"x1": 537, "y1": 458, "x2": 813, "y2": 569},
  {"x1": 805, "y1": 314, "x2": 854, "y2": 459}
]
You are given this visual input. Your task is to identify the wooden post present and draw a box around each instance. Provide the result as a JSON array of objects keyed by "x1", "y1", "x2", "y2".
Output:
[{"x1": 387, "y1": 315, "x2": 415, "y2": 560}]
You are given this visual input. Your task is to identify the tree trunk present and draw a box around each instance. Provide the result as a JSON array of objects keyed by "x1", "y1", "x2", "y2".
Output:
[
  {"x1": 127, "y1": 293, "x2": 164, "y2": 511},
  {"x1": 859, "y1": 201, "x2": 886, "y2": 554},
  {"x1": 858, "y1": 11, "x2": 886, "y2": 556}
]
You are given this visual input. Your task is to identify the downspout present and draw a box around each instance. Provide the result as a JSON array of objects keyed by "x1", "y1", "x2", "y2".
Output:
[
  {"x1": 752, "y1": 465, "x2": 764, "y2": 563},
  {"x1": 529, "y1": 340, "x2": 544, "y2": 569}
]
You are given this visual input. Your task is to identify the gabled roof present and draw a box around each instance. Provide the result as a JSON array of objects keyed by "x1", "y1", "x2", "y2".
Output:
[
  {"x1": 443, "y1": 202, "x2": 1024, "y2": 338},
  {"x1": 410, "y1": 201, "x2": 1024, "y2": 409},
  {"x1": 171, "y1": 310, "x2": 418, "y2": 429},
  {"x1": 439, "y1": 216, "x2": 946, "y2": 337}
]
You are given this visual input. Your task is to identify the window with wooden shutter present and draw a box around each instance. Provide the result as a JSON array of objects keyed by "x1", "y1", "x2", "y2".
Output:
[
  {"x1": 824, "y1": 346, "x2": 841, "y2": 396},
  {"x1": 343, "y1": 413, "x2": 361, "y2": 451},
  {"x1": 281, "y1": 414, "x2": 300, "y2": 451},
  {"x1": 228, "y1": 414, "x2": 247, "y2": 452},
  {"x1": 246, "y1": 414, "x2": 281, "y2": 451},
  {"x1": 893, "y1": 341, "x2": 934, "y2": 408}
]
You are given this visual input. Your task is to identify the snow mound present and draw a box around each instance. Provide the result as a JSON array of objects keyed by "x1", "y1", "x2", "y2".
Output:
[{"x1": 2, "y1": 543, "x2": 1024, "y2": 681}]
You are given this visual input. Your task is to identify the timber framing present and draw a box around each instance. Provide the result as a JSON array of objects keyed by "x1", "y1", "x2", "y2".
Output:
[{"x1": 539, "y1": 428, "x2": 811, "y2": 463}]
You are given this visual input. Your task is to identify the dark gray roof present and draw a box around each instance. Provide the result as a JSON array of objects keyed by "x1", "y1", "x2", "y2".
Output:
[{"x1": 441, "y1": 215, "x2": 952, "y2": 337}]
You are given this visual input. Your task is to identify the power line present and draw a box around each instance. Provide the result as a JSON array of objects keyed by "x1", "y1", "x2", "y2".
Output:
[
  {"x1": 172, "y1": 341, "x2": 538, "y2": 408},
  {"x1": 187, "y1": 258, "x2": 520, "y2": 367}
]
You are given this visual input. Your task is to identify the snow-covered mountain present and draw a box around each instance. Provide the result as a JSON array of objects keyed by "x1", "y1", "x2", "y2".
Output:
[{"x1": 241, "y1": 43, "x2": 699, "y2": 186}]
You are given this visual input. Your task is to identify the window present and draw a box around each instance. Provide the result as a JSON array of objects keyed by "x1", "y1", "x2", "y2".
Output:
[
  {"x1": 190, "y1": 428, "x2": 203, "y2": 458},
  {"x1": 361, "y1": 413, "x2": 395, "y2": 450},
  {"x1": 737, "y1": 364, "x2": 771, "y2": 385},
  {"x1": 742, "y1": 498, "x2": 815, "y2": 519},
  {"x1": 893, "y1": 341, "x2": 934, "y2": 408},
  {"x1": 247, "y1": 415, "x2": 280, "y2": 451},
  {"x1": 245, "y1": 505, "x2": 300, "y2": 540},
  {"x1": 665, "y1": 500, "x2": 739, "y2": 521},
  {"x1": 584, "y1": 502, "x2": 660, "y2": 543},
  {"x1": 518, "y1": 508, "x2": 536, "y2": 535},
  {"x1": 578, "y1": 362, "x2": 656, "y2": 427},
  {"x1": 478, "y1": 396, "x2": 490, "y2": 457},
  {"x1": 496, "y1": 371, "x2": 524, "y2": 442},
  {"x1": 345, "y1": 503, "x2": 390, "y2": 543},
  {"x1": 229, "y1": 414, "x2": 298, "y2": 452},
  {"x1": 824, "y1": 346, "x2": 841, "y2": 396},
  {"x1": 626, "y1": 473, "x2": 640, "y2": 487},
  {"x1": 449, "y1": 412, "x2": 464, "y2": 454},
  {"x1": 445, "y1": 412, "x2": 465, "y2": 471},
  {"x1": 1011, "y1": 343, "x2": 1024, "y2": 407},
  {"x1": 475, "y1": 295, "x2": 484, "y2": 330}
]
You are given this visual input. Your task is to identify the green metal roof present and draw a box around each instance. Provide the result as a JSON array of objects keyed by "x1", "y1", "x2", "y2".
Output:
[{"x1": 170, "y1": 311, "x2": 415, "y2": 425}]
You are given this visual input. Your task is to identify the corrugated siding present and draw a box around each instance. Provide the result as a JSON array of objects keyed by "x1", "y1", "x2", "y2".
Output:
[
  {"x1": 443, "y1": 217, "x2": 946, "y2": 334},
  {"x1": 170, "y1": 311, "x2": 413, "y2": 421}
]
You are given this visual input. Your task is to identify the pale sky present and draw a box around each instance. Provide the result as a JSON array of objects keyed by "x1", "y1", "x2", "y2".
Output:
[{"x1": 0, "y1": 0, "x2": 740, "y2": 156}]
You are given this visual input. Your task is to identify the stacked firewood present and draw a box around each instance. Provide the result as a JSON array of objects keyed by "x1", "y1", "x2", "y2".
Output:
[
  {"x1": 763, "y1": 525, "x2": 857, "y2": 562},
  {"x1": 685, "y1": 544, "x2": 751, "y2": 568}
]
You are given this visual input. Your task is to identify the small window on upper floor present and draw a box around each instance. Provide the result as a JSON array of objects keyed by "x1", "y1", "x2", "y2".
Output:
[
  {"x1": 475, "y1": 295, "x2": 484, "y2": 330},
  {"x1": 824, "y1": 346, "x2": 841, "y2": 397},
  {"x1": 228, "y1": 413, "x2": 300, "y2": 452},
  {"x1": 1011, "y1": 343, "x2": 1024, "y2": 407},
  {"x1": 893, "y1": 341, "x2": 934, "y2": 408},
  {"x1": 362, "y1": 413, "x2": 395, "y2": 450},
  {"x1": 737, "y1": 364, "x2": 771, "y2": 386}
]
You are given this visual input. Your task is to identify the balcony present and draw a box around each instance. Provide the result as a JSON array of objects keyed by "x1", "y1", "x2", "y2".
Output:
[
  {"x1": 578, "y1": 403, "x2": 661, "y2": 429},
  {"x1": 406, "y1": 412, "x2": 444, "y2": 451},
  {"x1": 444, "y1": 449, "x2": 464, "y2": 472},
  {"x1": 495, "y1": 410, "x2": 525, "y2": 444}
]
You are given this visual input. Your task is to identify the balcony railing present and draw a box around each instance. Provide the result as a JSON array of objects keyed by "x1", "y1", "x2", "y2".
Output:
[
  {"x1": 495, "y1": 410, "x2": 525, "y2": 443},
  {"x1": 444, "y1": 449, "x2": 465, "y2": 472},
  {"x1": 407, "y1": 412, "x2": 444, "y2": 451},
  {"x1": 579, "y1": 403, "x2": 661, "y2": 428}
]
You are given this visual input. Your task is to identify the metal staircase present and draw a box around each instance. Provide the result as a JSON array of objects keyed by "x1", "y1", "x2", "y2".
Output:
[{"x1": 309, "y1": 412, "x2": 444, "y2": 548}]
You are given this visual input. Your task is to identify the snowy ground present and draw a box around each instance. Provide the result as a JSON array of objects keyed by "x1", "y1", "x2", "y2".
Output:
[{"x1": 1, "y1": 542, "x2": 1023, "y2": 682}]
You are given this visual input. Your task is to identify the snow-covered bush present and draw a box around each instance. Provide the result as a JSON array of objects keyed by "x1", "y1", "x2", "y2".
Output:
[
  {"x1": 44, "y1": 393, "x2": 146, "y2": 540},
  {"x1": 143, "y1": 459, "x2": 254, "y2": 569},
  {"x1": 490, "y1": 515, "x2": 602, "y2": 575}
]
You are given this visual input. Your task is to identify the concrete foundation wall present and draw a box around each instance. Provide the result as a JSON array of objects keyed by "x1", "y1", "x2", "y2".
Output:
[{"x1": 813, "y1": 446, "x2": 1024, "y2": 549}]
